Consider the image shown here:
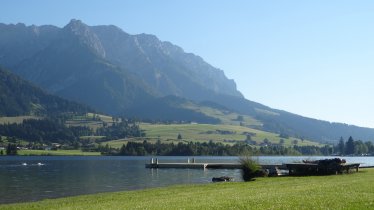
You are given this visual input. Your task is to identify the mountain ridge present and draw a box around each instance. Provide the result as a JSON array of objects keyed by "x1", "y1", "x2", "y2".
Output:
[
  {"x1": 1, "y1": 19, "x2": 243, "y2": 114},
  {"x1": 1, "y1": 19, "x2": 374, "y2": 143}
]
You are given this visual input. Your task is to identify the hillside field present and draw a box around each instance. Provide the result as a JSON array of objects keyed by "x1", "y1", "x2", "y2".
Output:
[
  {"x1": 16, "y1": 149, "x2": 100, "y2": 156},
  {"x1": 0, "y1": 116, "x2": 42, "y2": 124},
  {"x1": 105, "y1": 123, "x2": 322, "y2": 148},
  {"x1": 1, "y1": 113, "x2": 324, "y2": 150}
]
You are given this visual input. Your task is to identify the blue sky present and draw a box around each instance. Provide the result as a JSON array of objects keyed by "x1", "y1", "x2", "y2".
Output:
[{"x1": 1, "y1": 0, "x2": 374, "y2": 128}]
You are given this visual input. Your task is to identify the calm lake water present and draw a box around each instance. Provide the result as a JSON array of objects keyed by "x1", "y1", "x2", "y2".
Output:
[{"x1": 0, "y1": 155, "x2": 373, "y2": 204}]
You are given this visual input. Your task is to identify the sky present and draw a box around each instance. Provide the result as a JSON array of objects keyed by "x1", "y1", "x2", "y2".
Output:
[{"x1": 1, "y1": 0, "x2": 374, "y2": 128}]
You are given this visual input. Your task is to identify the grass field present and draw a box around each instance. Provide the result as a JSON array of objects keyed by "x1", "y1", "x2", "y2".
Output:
[
  {"x1": 0, "y1": 116, "x2": 41, "y2": 124},
  {"x1": 142, "y1": 123, "x2": 320, "y2": 146},
  {"x1": 66, "y1": 113, "x2": 115, "y2": 132},
  {"x1": 105, "y1": 123, "x2": 322, "y2": 149},
  {"x1": 16, "y1": 149, "x2": 101, "y2": 156},
  {"x1": 181, "y1": 101, "x2": 262, "y2": 126},
  {"x1": 2, "y1": 168, "x2": 373, "y2": 209},
  {"x1": 1, "y1": 112, "x2": 325, "y2": 151}
]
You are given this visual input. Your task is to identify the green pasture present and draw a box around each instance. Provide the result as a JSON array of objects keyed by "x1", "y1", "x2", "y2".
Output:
[
  {"x1": 181, "y1": 101, "x2": 262, "y2": 126},
  {"x1": 17, "y1": 149, "x2": 100, "y2": 156},
  {"x1": 85, "y1": 113, "x2": 114, "y2": 123},
  {"x1": 138, "y1": 123, "x2": 321, "y2": 146},
  {"x1": 105, "y1": 123, "x2": 322, "y2": 149},
  {"x1": 0, "y1": 116, "x2": 41, "y2": 124},
  {"x1": 65, "y1": 113, "x2": 115, "y2": 131}
]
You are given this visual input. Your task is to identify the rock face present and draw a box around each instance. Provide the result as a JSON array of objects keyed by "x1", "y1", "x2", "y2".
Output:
[
  {"x1": 92, "y1": 25, "x2": 242, "y2": 100},
  {"x1": 0, "y1": 23, "x2": 59, "y2": 68},
  {"x1": 0, "y1": 19, "x2": 243, "y2": 114},
  {"x1": 212, "y1": 176, "x2": 234, "y2": 182},
  {"x1": 63, "y1": 19, "x2": 106, "y2": 58}
]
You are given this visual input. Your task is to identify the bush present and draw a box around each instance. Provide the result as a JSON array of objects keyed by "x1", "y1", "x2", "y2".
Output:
[{"x1": 239, "y1": 156, "x2": 261, "y2": 181}]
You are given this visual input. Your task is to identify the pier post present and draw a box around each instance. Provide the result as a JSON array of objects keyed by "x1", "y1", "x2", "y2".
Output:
[
  {"x1": 192, "y1": 158, "x2": 195, "y2": 163},
  {"x1": 150, "y1": 158, "x2": 154, "y2": 164},
  {"x1": 187, "y1": 158, "x2": 190, "y2": 163},
  {"x1": 156, "y1": 158, "x2": 158, "y2": 164}
]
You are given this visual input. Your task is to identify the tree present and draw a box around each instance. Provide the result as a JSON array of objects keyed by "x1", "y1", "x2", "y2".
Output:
[
  {"x1": 6, "y1": 143, "x2": 17, "y2": 155},
  {"x1": 236, "y1": 115, "x2": 244, "y2": 121},
  {"x1": 177, "y1": 133, "x2": 182, "y2": 140},
  {"x1": 345, "y1": 136, "x2": 355, "y2": 155},
  {"x1": 279, "y1": 133, "x2": 289, "y2": 139},
  {"x1": 365, "y1": 141, "x2": 374, "y2": 154},
  {"x1": 354, "y1": 140, "x2": 368, "y2": 155},
  {"x1": 337, "y1": 137, "x2": 345, "y2": 155},
  {"x1": 9, "y1": 136, "x2": 17, "y2": 143}
]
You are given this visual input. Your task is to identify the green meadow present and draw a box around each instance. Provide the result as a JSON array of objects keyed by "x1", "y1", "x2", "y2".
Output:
[
  {"x1": 16, "y1": 149, "x2": 100, "y2": 156},
  {"x1": 106, "y1": 123, "x2": 322, "y2": 149},
  {"x1": 180, "y1": 101, "x2": 263, "y2": 126},
  {"x1": 0, "y1": 116, "x2": 41, "y2": 124},
  {"x1": 2, "y1": 168, "x2": 373, "y2": 209},
  {"x1": 1, "y1": 112, "x2": 324, "y2": 153}
]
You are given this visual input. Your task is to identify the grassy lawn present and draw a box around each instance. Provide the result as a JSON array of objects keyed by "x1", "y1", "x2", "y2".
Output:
[
  {"x1": 17, "y1": 149, "x2": 101, "y2": 156},
  {"x1": 2, "y1": 168, "x2": 373, "y2": 209}
]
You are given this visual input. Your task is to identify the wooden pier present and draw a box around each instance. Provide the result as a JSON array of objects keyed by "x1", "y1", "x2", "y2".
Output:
[
  {"x1": 145, "y1": 158, "x2": 287, "y2": 170},
  {"x1": 145, "y1": 158, "x2": 362, "y2": 175}
]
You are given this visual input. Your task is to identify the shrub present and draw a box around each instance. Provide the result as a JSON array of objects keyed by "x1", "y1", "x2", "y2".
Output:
[{"x1": 239, "y1": 156, "x2": 261, "y2": 181}]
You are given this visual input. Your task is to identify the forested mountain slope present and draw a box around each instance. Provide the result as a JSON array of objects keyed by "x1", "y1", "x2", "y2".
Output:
[{"x1": 0, "y1": 67, "x2": 91, "y2": 116}]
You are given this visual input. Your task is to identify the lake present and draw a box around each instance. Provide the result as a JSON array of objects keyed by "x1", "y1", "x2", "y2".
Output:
[{"x1": 1, "y1": 155, "x2": 373, "y2": 204}]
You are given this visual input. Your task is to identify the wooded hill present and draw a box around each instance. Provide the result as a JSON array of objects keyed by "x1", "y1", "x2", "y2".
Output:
[{"x1": 0, "y1": 67, "x2": 91, "y2": 116}]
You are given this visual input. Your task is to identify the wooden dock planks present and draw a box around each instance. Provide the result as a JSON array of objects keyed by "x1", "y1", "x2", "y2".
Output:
[{"x1": 145, "y1": 162, "x2": 287, "y2": 170}]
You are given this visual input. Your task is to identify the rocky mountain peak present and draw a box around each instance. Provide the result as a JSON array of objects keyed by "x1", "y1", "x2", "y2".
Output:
[
  {"x1": 63, "y1": 19, "x2": 106, "y2": 58},
  {"x1": 64, "y1": 19, "x2": 84, "y2": 32}
]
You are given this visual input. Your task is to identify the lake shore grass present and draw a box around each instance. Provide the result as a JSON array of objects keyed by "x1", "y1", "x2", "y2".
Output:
[
  {"x1": 16, "y1": 149, "x2": 101, "y2": 156},
  {"x1": 2, "y1": 168, "x2": 373, "y2": 209}
]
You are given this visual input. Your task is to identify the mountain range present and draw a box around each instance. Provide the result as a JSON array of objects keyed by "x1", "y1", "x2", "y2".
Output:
[
  {"x1": 0, "y1": 20, "x2": 241, "y2": 114},
  {"x1": 1, "y1": 19, "x2": 374, "y2": 143}
]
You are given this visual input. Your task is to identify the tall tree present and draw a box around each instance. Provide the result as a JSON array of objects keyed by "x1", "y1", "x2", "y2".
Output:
[
  {"x1": 337, "y1": 137, "x2": 345, "y2": 155},
  {"x1": 345, "y1": 136, "x2": 355, "y2": 155},
  {"x1": 354, "y1": 140, "x2": 368, "y2": 155},
  {"x1": 6, "y1": 143, "x2": 17, "y2": 155}
]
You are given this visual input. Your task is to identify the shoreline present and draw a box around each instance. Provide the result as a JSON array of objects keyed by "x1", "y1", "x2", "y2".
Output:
[
  {"x1": 1, "y1": 168, "x2": 373, "y2": 209},
  {"x1": 3, "y1": 150, "x2": 374, "y2": 157}
]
